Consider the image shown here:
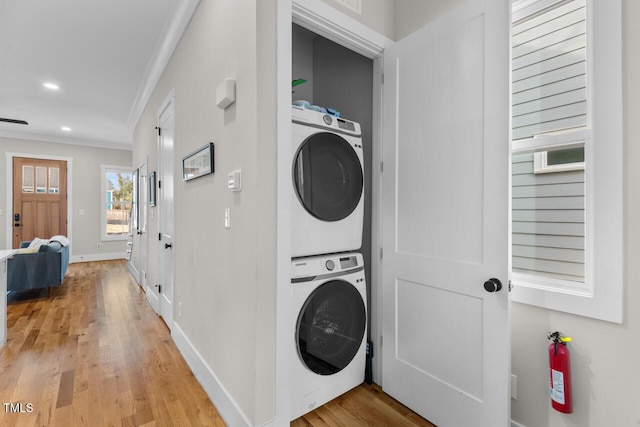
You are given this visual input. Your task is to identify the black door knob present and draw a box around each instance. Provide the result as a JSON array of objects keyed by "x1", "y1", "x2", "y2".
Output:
[
  {"x1": 484, "y1": 278, "x2": 502, "y2": 293},
  {"x1": 165, "y1": 243, "x2": 172, "y2": 249}
]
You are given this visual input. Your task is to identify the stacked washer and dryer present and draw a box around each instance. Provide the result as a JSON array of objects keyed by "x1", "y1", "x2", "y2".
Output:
[{"x1": 290, "y1": 105, "x2": 367, "y2": 420}]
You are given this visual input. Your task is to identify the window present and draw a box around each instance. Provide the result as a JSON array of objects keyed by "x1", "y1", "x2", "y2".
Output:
[
  {"x1": 511, "y1": 0, "x2": 623, "y2": 323},
  {"x1": 534, "y1": 147, "x2": 585, "y2": 174},
  {"x1": 22, "y1": 164, "x2": 60, "y2": 193},
  {"x1": 101, "y1": 165, "x2": 133, "y2": 240}
]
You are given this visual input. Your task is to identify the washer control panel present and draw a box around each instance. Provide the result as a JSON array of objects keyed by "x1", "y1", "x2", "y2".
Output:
[{"x1": 291, "y1": 252, "x2": 363, "y2": 279}]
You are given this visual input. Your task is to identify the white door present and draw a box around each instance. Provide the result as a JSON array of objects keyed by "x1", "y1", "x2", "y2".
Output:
[
  {"x1": 139, "y1": 162, "x2": 149, "y2": 290},
  {"x1": 155, "y1": 96, "x2": 175, "y2": 329},
  {"x1": 381, "y1": 1, "x2": 511, "y2": 426}
]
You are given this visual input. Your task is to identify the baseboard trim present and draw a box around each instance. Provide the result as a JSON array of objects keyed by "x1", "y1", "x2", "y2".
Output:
[
  {"x1": 126, "y1": 261, "x2": 141, "y2": 284},
  {"x1": 512, "y1": 420, "x2": 527, "y2": 427},
  {"x1": 70, "y1": 252, "x2": 126, "y2": 263},
  {"x1": 172, "y1": 322, "x2": 252, "y2": 427}
]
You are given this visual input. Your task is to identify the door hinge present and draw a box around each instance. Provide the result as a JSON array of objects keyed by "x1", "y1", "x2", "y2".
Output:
[
  {"x1": 509, "y1": 280, "x2": 513, "y2": 292},
  {"x1": 380, "y1": 248, "x2": 383, "y2": 259},
  {"x1": 155, "y1": 126, "x2": 161, "y2": 136},
  {"x1": 158, "y1": 233, "x2": 162, "y2": 241},
  {"x1": 158, "y1": 180, "x2": 161, "y2": 189},
  {"x1": 380, "y1": 161, "x2": 383, "y2": 173},
  {"x1": 380, "y1": 336, "x2": 383, "y2": 347},
  {"x1": 381, "y1": 73, "x2": 385, "y2": 84}
]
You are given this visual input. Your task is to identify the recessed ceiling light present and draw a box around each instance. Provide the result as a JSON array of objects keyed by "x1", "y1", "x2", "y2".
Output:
[
  {"x1": 43, "y1": 82, "x2": 59, "y2": 90},
  {"x1": 61, "y1": 126, "x2": 72, "y2": 131}
]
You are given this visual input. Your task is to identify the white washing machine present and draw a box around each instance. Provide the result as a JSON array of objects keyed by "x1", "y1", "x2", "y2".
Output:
[
  {"x1": 290, "y1": 252, "x2": 367, "y2": 421},
  {"x1": 291, "y1": 106, "x2": 364, "y2": 258}
]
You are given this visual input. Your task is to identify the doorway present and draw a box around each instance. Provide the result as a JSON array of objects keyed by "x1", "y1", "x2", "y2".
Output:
[
  {"x1": 285, "y1": 2, "x2": 511, "y2": 426},
  {"x1": 292, "y1": 22, "x2": 374, "y2": 333},
  {"x1": 9, "y1": 156, "x2": 70, "y2": 248}
]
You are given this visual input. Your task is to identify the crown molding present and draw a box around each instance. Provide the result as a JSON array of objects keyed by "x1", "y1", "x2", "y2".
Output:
[
  {"x1": 0, "y1": 129, "x2": 132, "y2": 151},
  {"x1": 127, "y1": 0, "x2": 202, "y2": 132}
]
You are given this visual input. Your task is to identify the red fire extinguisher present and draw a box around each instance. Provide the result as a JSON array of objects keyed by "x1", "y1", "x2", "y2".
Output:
[{"x1": 548, "y1": 331, "x2": 573, "y2": 413}]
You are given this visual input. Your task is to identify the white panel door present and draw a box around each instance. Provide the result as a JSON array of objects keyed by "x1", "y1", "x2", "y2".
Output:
[
  {"x1": 139, "y1": 162, "x2": 149, "y2": 290},
  {"x1": 381, "y1": 1, "x2": 511, "y2": 426},
  {"x1": 158, "y1": 97, "x2": 175, "y2": 330}
]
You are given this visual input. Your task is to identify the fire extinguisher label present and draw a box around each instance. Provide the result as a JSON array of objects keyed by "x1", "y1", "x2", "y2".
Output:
[{"x1": 550, "y1": 369, "x2": 565, "y2": 405}]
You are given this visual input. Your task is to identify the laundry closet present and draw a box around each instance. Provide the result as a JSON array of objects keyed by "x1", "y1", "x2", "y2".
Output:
[
  {"x1": 292, "y1": 22, "x2": 374, "y2": 317},
  {"x1": 289, "y1": 22, "x2": 374, "y2": 420}
]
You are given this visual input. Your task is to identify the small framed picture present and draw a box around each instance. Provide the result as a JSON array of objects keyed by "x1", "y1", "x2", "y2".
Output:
[
  {"x1": 182, "y1": 143, "x2": 214, "y2": 181},
  {"x1": 149, "y1": 171, "x2": 157, "y2": 207}
]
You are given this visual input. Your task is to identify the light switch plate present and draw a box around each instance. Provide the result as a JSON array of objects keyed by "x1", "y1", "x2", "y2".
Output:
[
  {"x1": 224, "y1": 208, "x2": 231, "y2": 229},
  {"x1": 227, "y1": 169, "x2": 242, "y2": 191}
]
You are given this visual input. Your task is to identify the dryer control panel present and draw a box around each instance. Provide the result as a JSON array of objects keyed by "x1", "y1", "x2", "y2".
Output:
[{"x1": 292, "y1": 106, "x2": 361, "y2": 137}]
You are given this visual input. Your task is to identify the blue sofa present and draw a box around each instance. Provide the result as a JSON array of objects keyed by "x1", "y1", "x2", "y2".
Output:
[{"x1": 7, "y1": 240, "x2": 70, "y2": 295}]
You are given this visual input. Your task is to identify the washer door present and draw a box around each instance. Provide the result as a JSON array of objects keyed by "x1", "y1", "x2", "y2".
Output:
[
  {"x1": 294, "y1": 132, "x2": 363, "y2": 221},
  {"x1": 296, "y1": 280, "x2": 366, "y2": 375}
]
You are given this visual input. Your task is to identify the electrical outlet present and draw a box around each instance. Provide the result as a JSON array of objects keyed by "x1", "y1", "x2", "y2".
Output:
[{"x1": 511, "y1": 374, "x2": 517, "y2": 399}]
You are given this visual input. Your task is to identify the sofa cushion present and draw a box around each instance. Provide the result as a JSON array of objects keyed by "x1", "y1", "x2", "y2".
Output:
[
  {"x1": 27, "y1": 237, "x2": 49, "y2": 250},
  {"x1": 39, "y1": 241, "x2": 62, "y2": 252}
]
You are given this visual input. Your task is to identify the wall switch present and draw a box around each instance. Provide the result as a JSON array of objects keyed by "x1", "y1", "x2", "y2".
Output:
[
  {"x1": 224, "y1": 208, "x2": 231, "y2": 229},
  {"x1": 511, "y1": 374, "x2": 517, "y2": 399},
  {"x1": 227, "y1": 169, "x2": 242, "y2": 191}
]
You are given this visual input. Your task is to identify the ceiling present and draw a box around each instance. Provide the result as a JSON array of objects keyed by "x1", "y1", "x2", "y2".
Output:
[{"x1": 0, "y1": 0, "x2": 199, "y2": 150}]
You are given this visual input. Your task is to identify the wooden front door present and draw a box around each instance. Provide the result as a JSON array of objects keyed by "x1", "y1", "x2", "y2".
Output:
[{"x1": 12, "y1": 157, "x2": 68, "y2": 248}]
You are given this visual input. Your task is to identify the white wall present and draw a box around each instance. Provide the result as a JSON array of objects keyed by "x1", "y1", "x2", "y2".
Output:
[
  {"x1": 510, "y1": 1, "x2": 640, "y2": 426},
  {"x1": 394, "y1": 0, "x2": 468, "y2": 40},
  {"x1": 132, "y1": 0, "x2": 277, "y2": 424},
  {"x1": 319, "y1": 0, "x2": 395, "y2": 40},
  {"x1": 0, "y1": 137, "x2": 131, "y2": 259},
  {"x1": 292, "y1": 24, "x2": 315, "y2": 104}
]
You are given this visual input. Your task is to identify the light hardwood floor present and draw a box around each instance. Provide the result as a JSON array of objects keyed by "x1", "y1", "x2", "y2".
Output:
[
  {"x1": 1, "y1": 260, "x2": 434, "y2": 427},
  {"x1": 291, "y1": 383, "x2": 436, "y2": 426},
  {"x1": 1, "y1": 260, "x2": 225, "y2": 427}
]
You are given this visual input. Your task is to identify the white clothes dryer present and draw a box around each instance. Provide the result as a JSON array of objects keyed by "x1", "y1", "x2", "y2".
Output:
[
  {"x1": 291, "y1": 106, "x2": 364, "y2": 258},
  {"x1": 290, "y1": 252, "x2": 367, "y2": 421}
]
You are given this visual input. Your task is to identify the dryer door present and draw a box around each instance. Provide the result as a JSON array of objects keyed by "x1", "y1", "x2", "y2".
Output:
[
  {"x1": 296, "y1": 279, "x2": 366, "y2": 375},
  {"x1": 294, "y1": 132, "x2": 363, "y2": 221}
]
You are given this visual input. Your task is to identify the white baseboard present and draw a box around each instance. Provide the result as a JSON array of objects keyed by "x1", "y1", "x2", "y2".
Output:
[
  {"x1": 126, "y1": 261, "x2": 140, "y2": 284},
  {"x1": 512, "y1": 420, "x2": 527, "y2": 427},
  {"x1": 70, "y1": 252, "x2": 126, "y2": 263},
  {"x1": 172, "y1": 322, "x2": 252, "y2": 427}
]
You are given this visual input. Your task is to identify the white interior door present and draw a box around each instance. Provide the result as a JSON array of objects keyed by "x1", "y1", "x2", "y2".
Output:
[
  {"x1": 158, "y1": 97, "x2": 175, "y2": 328},
  {"x1": 139, "y1": 162, "x2": 149, "y2": 289},
  {"x1": 381, "y1": 1, "x2": 511, "y2": 426},
  {"x1": 154, "y1": 95, "x2": 175, "y2": 329}
]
